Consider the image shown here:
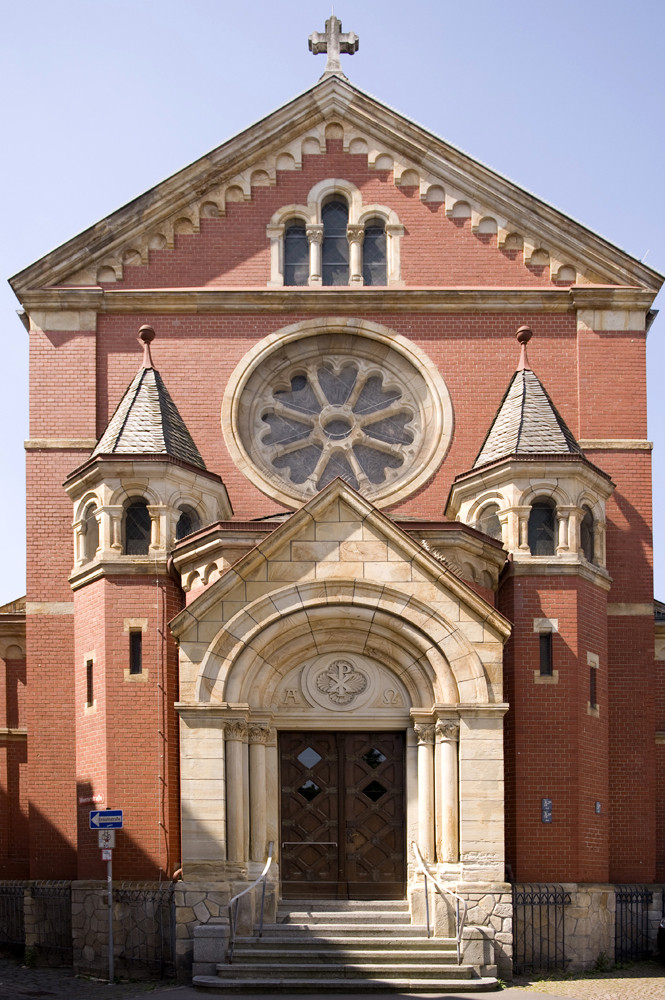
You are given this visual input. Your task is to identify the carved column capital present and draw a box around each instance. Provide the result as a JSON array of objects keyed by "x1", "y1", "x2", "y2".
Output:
[
  {"x1": 306, "y1": 224, "x2": 324, "y2": 246},
  {"x1": 347, "y1": 224, "x2": 365, "y2": 245},
  {"x1": 436, "y1": 719, "x2": 460, "y2": 741},
  {"x1": 414, "y1": 723, "x2": 435, "y2": 746},
  {"x1": 225, "y1": 720, "x2": 248, "y2": 742},
  {"x1": 248, "y1": 725, "x2": 271, "y2": 745}
]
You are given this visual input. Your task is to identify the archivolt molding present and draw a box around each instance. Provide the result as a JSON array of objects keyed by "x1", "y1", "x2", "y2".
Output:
[{"x1": 192, "y1": 580, "x2": 491, "y2": 709}]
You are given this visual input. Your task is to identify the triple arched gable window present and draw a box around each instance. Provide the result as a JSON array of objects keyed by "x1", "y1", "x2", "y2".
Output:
[{"x1": 269, "y1": 182, "x2": 403, "y2": 288}]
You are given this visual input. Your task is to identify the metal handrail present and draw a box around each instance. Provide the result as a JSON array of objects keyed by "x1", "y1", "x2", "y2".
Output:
[
  {"x1": 227, "y1": 841, "x2": 274, "y2": 963},
  {"x1": 411, "y1": 841, "x2": 467, "y2": 964}
]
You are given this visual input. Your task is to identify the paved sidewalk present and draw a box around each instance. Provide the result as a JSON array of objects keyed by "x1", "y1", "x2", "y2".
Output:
[{"x1": 0, "y1": 957, "x2": 664, "y2": 1000}]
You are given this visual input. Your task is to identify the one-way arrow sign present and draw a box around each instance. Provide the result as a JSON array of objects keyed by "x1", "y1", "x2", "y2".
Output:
[{"x1": 89, "y1": 810, "x2": 123, "y2": 829}]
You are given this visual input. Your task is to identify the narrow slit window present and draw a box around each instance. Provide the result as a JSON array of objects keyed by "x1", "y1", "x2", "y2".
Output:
[
  {"x1": 321, "y1": 199, "x2": 349, "y2": 286},
  {"x1": 529, "y1": 498, "x2": 556, "y2": 556},
  {"x1": 589, "y1": 666, "x2": 598, "y2": 708},
  {"x1": 581, "y1": 505, "x2": 595, "y2": 563},
  {"x1": 129, "y1": 630, "x2": 143, "y2": 675},
  {"x1": 124, "y1": 498, "x2": 151, "y2": 555},
  {"x1": 283, "y1": 221, "x2": 309, "y2": 286},
  {"x1": 83, "y1": 504, "x2": 99, "y2": 561},
  {"x1": 176, "y1": 504, "x2": 201, "y2": 541},
  {"x1": 539, "y1": 632, "x2": 553, "y2": 676},
  {"x1": 362, "y1": 218, "x2": 387, "y2": 286},
  {"x1": 86, "y1": 659, "x2": 94, "y2": 706}
]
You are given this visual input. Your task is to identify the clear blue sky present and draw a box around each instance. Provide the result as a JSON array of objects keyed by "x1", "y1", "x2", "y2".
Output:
[{"x1": 1, "y1": 0, "x2": 663, "y2": 606}]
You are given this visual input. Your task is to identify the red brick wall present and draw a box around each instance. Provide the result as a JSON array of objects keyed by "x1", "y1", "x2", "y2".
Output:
[
  {"x1": 74, "y1": 576, "x2": 182, "y2": 880},
  {"x1": 0, "y1": 647, "x2": 28, "y2": 877},
  {"x1": 26, "y1": 614, "x2": 77, "y2": 878},
  {"x1": 501, "y1": 574, "x2": 610, "y2": 883}
]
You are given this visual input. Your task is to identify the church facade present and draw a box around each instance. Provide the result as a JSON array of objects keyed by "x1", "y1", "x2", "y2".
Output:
[{"x1": 2, "y1": 19, "x2": 664, "y2": 981}]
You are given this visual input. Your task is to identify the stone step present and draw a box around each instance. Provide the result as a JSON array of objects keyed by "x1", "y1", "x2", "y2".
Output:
[
  {"x1": 258, "y1": 922, "x2": 425, "y2": 936},
  {"x1": 229, "y1": 947, "x2": 459, "y2": 964},
  {"x1": 193, "y1": 975, "x2": 499, "y2": 993},
  {"x1": 278, "y1": 911, "x2": 413, "y2": 925},
  {"x1": 215, "y1": 962, "x2": 477, "y2": 980},
  {"x1": 232, "y1": 938, "x2": 457, "y2": 953},
  {"x1": 277, "y1": 899, "x2": 409, "y2": 911}
]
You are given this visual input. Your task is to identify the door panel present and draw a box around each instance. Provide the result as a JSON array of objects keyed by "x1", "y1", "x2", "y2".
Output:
[{"x1": 280, "y1": 731, "x2": 405, "y2": 899}]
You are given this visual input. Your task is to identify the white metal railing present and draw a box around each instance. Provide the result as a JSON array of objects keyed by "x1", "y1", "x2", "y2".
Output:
[
  {"x1": 227, "y1": 842, "x2": 274, "y2": 963},
  {"x1": 411, "y1": 841, "x2": 467, "y2": 964}
]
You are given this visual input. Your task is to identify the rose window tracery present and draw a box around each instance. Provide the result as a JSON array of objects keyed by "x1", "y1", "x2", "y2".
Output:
[
  {"x1": 223, "y1": 323, "x2": 454, "y2": 508},
  {"x1": 261, "y1": 359, "x2": 416, "y2": 494}
]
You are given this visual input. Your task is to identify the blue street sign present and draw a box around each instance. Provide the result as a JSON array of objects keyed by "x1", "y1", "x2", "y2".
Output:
[{"x1": 89, "y1": 810, "x2": 123, "y2": 829}]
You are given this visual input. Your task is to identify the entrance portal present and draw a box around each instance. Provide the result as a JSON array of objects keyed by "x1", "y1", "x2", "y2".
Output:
[{"x1": 280, "y1": 731, "x2": 405, "y2": 899}]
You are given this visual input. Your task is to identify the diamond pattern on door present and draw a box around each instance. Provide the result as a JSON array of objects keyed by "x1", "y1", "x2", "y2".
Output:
[{"x1": 280, "y1": 731, "x2": 405, "y2": 899}]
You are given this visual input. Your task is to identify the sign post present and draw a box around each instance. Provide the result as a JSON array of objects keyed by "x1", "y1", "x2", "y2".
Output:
[
  {"x1": 90, "y1": 811, "x2": 123, "y2": 983},
  {"x1": 106, "y1": 850, "x2": 113, "y2": 983}
]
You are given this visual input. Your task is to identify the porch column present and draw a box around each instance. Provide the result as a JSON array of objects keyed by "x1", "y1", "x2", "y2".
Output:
[
  {"x1": 248, "y1": 725, "x2": 269, "y2": 862},
  {"x1": 436, "y1": 719, "x2": 459, "y2": 863},
  {"x1": 414, "y1": 723, "x2": 435, "y2": 861},
  {"x1": 225, "y1": 720, "x2": 247, "y2": 862}
]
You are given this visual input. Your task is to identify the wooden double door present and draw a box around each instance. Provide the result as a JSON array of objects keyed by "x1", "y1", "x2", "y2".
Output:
[{"x1": 280, "y1": 731, "x2": 405, "y2": 899}]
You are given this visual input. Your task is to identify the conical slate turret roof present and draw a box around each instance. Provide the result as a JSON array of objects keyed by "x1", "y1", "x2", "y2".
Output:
[
  {"x1": 473, "y1": 327, "x2": 582, "y2": 468},
  {"x1": 92, "y1": 326, "x2": 206, "y2": 469}
]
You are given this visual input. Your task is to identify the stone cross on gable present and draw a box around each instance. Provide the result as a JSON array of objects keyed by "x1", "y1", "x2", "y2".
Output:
[{"x1": 309, "y1": 15, "x2": 359, "y2": 79}]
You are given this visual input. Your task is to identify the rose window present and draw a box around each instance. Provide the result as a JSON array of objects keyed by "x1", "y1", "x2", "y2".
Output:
[
  {"x1": 223, "y1": 324, "x2": 453, "y2": 508},
  {"x1": 261, "y1": 360, "x2": 416, "y2": 494}
]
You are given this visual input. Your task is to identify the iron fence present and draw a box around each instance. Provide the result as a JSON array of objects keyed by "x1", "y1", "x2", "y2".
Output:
[
  {"x1": 512, "y1": 883, "x2": 571, "y2": 974},
  {"x1": 0, "y1": 882, "x2": 26, "y2": 956},
  {"x1": 615, "y1": 885, "x2": 652, "y2": 962},
  {"x1": 30, "y1": 882, "x2": 72, "y2": 964},
  {"x1": 113, "y1": 882, "x2": 175, "y2": 978}
]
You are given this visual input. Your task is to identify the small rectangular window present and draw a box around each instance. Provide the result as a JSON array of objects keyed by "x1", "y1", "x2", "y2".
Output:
[
  {"x1": 129, "y1": 630, "x2": 143, "y2": 675},
  {"x1": 86, "y1": 659, "x2": 94, "y2": 706},
  {"x1": 589, "y1": 666, "x2": 598, "y2": 709},
  {"x1": 539, "y1": 632, "x2": 553, "y2": 676}
]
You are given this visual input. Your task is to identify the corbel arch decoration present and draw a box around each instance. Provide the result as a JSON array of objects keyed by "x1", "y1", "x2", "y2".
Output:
[
  {"x1": 192, "y1": 580, "x2": 491, "y2": 708},
  {"x1": 266, "y1": 181, "x2": 404, "y2": 287},
  {"x1": 222, "y1": 318, "x2": 454, "y2": 508}
]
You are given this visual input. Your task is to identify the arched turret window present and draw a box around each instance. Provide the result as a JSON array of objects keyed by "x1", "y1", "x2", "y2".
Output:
[
  {"x1": 124, "y1": 498, "x2": 151, "y2": 555},
  {"x1": 528, "y1": 497, "x2": 556, "y2": 556},
  {"x1": 322, "y1": 199, "x2": 349, "y2": 286},
  {"x1": 476, "y1": 503, "x2": 502, "y2": 542},
  {"x1": 362, "y1": 218, "x2": 387, "y2": 286},
  {"x1": 581, "y1": 505, "x2": 595, "y2": 563},
  {"x1": 176, "y1": 504, "x2": 201, "y2": 541},
  {"x1": 83, "y1": 503, "x2": 99, "y2": 561},
  {"x1": 283, "y1": 220, "x2": 309, "y2": 286}
]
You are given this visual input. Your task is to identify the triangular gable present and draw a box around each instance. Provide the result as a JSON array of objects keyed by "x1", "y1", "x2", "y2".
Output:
[
  {"x1": 10, "y1": 77, "x2": 663, "y2": 295},
  {"x1": 171, "y1": 477, "x2": 510, "y2": 643}
]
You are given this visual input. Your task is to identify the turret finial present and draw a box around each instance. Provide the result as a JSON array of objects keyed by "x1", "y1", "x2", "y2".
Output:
[
  {"x1": 516, "y1": 325, "x2": 533, "y2": 371},
  {"x1": 138, "y1": 325, "x2": 156, "y2": 369}
]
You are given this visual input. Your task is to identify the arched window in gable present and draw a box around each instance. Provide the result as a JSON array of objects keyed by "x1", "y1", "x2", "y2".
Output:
[
  {"x1": 176, "y1": 504, "x2": 201, "y2": 541},
  {"x1": 283, "y1": 220, "x2": 309, "y2": 286},
  {"x1": 580, "y1": 504, "x2": 595, "y2": 563},
  {"x1": 322, "y1": 198, "x2": 349, "y2": 286},
  {"x1": 83, "y1": 503, "x2": 99, "y2": 561},
  {"x1": 528, "y1": 497, "x2": 556, "y2": 556},
  {"x1": 362, "y1": 217, "x2": 387, "y2": 286},
  {"x1": 124, "y1": 498, "x2": 151, "y2": 555}
]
